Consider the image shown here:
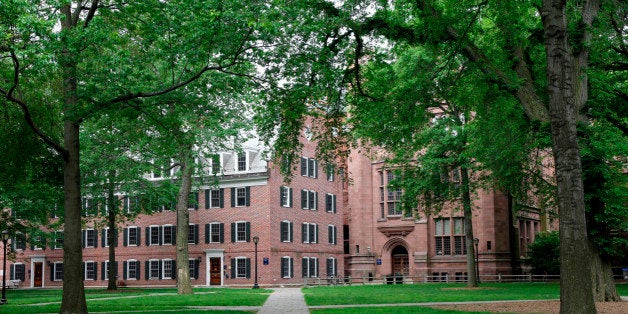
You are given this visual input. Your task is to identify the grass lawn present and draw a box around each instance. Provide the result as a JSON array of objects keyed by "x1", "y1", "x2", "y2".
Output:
[
  {"x1": 303, "y1": 282, "x2": 628, "y2": 306},
  {"x1": 0, "y1": 287, "x2": 271, "y2": 313}
]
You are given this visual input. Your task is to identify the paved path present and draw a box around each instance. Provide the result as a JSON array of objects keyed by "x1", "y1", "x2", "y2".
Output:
[{"x1": 258, "y1": 288, "x2": 309, "y2": 313}]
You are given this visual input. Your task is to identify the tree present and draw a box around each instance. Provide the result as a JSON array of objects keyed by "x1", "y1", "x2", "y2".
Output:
[
  {"x1": 1, "y1": 1, "x2": 268, "y2": 311},
  {"x1": 526, "y1": 231, "x2": 560, "y2": 275}
]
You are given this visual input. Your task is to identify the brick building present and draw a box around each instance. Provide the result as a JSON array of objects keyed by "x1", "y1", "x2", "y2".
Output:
[{"x1": 2, "y1": 132, "x2": 550, "y2": 288}]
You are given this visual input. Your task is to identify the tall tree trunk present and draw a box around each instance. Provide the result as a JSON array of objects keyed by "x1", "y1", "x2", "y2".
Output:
[
  {"x1": 107, "y1": 176, "x2": 117, "y2": 291},
  {"x1": 460, "y1": 166, "x2": 478, "y2": 287},
  {"x1": 176, "y1": 150, "x2": 193, "y2": 294},
  {"x1": 59, "y1": 4, "x2": 88, "y2": 312},
  {"x1": 541, "y1": 1, "x2": 596, "y2": 313},
  {"x1": 589, "y1": 242, "x2": 620, "y2": 301}
]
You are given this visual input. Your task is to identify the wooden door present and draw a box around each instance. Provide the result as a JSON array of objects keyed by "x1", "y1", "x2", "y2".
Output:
[
  {"x1": 392, "y1": 255, "x2": 409, "y2": 276},
  {"x1": 34, "y1": 262, "x2": 43, "y2": 287},
  {"x1": 210, "y1": 258, "x2": 221, "y2": 285}
]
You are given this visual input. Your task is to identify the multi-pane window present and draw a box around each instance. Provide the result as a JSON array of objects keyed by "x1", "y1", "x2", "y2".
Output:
[
  {"x1": 301, "y1": 223, "x2": 318, "y2": 244},
  {"x1": 162, "y1": 259, "x2": 174, "y2": 279},
  {"x1": 232, "y1": 221, "x2": 250, "y2": 242},
  {"x1": 188, "y1": 224, "x2": 198, "y2": 244},
  {"x1": 281, "y1": 257, "x2": 293, "y2": 278},
  {"x1": 32, "y1": 235, "x2": 44, "y2": 250},
  {"x1": 53, "y1": 262, "x2": 64, "y2": 281},
  {"x1": 326, "y1": 164, "x2": 335, "y2": 181},
  {"x1": 209, "y1": 154, "x2": 221, "y2": 174},
  {"x1": 10, "y1": 263, "x2": 25, "y2": 281},
  {"x1": 379, "y1": 171, "x2": 402, "y2": 216},
  {"x1": 237, "y1": 153, "x2": 247, "y2": 171},
  {"x1": 231, "y1": 187, "x2": 250, "y2": 207},
  {"x1": 126, "y1": 260, "x2": 139, "y2": 280},
  {"x1": 102, "y1": 261, "x2": 117, "y2": 280},
  {"x1": 188, "y1": 259, "x2": 199, "y2": 279},
  {"x1": 102, "y1": 228, "x2": 115, "y2": 247},
  {"x1": 84, "y1": 261, "x2": 96, "y2": 280},
  {"x1": 301, "y1": 190, "x2": 317, "y2": 210},
  {"x1": 55, "y1": 231, "x2": 64, "y2": 249},
  {"x1": 124, "y1": 195, "x2": 139, "y2": 214},
  {"x1": 149, "y1": 226, "x2": 160, "y2": 245},
  {"x1": 280, "y1": 221, "x2": 293, "y2": 242},
  {"x1": 83, "y1": 229, "x2": 97, "y2": 248},
  {"x1": 280, "y1": 186, "x2": 292, "y2": 207},
  {"x1": 162, "y1": 225, "x2": 175, "y2": 245},
  {"x1": 148, "y1": 259, "x2": 160, "y2": 279},
  {"x1": 231, "y1": 257, "x2": 250, "y2": 279},
  {"x1": 206, "y1": 222, "x2": 224, "y2": 243},
  {"x1": 205, "y1": 189, "x2": 223, "y2": 209},
  {"x1": 125, "y1": 226, "x2": 140, "y2": 246},
  {"x1": 328, "y1": 225, "x2": 337, "y2": 245},
  {"x1": 435, "y1": 218, "x2": 466, "y2": 255},
  {"x1": 325, "y1": 193, "x2": 336, "y2": 213},
  {"x1": 326, "y1": 257, "x2": 337, "y2": 277},
  {"x1": 302, "y1": 257, "x2": 318, "y2": 278},
  {"x1": 13, "y1": 233, "x2": 26, "y2": 250},
  {"x1": 300, "y1": 157, "x2": 318, "y2": 178}
]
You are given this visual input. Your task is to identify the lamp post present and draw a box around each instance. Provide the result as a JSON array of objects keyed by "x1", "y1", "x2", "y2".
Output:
[
  {"x1": 1, "y1": 230, "x2": 9, "y2": 305},
  {"x1": 252, "y1": 236, "x2": 259, "y2": 289},
  {"x1": 473, "y1": 238, "x2": 480, "y2": 284}
]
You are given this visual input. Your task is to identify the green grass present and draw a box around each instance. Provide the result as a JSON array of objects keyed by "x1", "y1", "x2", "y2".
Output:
[
  {"x1": 0, "y1": 287, "x2": 270, "y2": 313},
  {"x1": 311, "y1": 306, "x2": 489, "y2": 313},
  {"x1": 303, "y1": 282, "x2": 628, "y2": 306}
]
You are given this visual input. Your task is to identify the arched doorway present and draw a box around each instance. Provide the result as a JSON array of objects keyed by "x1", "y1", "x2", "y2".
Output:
[{"x1": 391, "y1": 245, "x2": 409, "y2": 275}]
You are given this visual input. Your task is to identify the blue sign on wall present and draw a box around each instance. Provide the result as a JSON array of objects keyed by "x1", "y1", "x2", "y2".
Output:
[
  {"x1": 263, "y1": 257, "x2": 269, "y2": 265},
  {"x1": 376, "y1": 259, "x2": 382, "y2": 265}
]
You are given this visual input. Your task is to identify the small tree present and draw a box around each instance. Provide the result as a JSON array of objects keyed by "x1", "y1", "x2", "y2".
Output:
[{"x1": 526, "y1": 231, "x2": 560, "y2": 275}]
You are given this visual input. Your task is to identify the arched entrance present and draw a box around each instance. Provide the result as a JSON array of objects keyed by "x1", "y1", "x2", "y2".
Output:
[{"x1": 391, "y1": 245, "x2": 409, "y2": 275}]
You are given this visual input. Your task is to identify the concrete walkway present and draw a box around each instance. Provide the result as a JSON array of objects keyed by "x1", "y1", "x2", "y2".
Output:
[{"x1": 258, "y1": 288, "x2": 310, "y2": 313}]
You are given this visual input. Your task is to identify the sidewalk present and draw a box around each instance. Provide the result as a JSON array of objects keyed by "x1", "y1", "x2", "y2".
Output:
[{"x1": 258, "y1": 288, "x2": 310, "y2": 313}]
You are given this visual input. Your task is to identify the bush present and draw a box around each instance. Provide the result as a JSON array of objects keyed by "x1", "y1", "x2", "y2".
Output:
[{"x1": 525, "y1": 231, "x2": 560, "y2": 275}]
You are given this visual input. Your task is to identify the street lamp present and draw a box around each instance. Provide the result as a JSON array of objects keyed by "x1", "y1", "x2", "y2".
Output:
[
  {"x1": 252, "y1": 236, "x2": 259, "y2": 289},
  {"x1": 1, "y1": 230, "x2": 9, "y2": 305},
  {"x1": 473, "y1": 237, "x2": 480, "y2": 284}
]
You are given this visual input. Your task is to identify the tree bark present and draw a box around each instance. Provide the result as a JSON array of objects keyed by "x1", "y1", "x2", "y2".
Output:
[
  {"x1": 176, "y1": 149, "x2": 193, "y2": 294},
  {"x1": 541, "y1": 1, "x2": 596, "y2": 313},
  {"x1": 461, "y1": 166, "x2": 478, "y2": 287},
  {"x1": 107, "y1": 175, "x2": 117, "y2": 291}
]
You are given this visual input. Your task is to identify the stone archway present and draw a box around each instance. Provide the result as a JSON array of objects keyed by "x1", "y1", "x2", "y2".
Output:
[{"x1": 391, "y1": 245, "x2": 409, "y2": 276}]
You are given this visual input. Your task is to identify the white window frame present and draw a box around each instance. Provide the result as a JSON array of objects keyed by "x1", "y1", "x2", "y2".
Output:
[
  {"x1": 188, "y1": 224, "x2": 196, "y2": 244},
  {"x1": 127, "y1": 226, "x2": 139, "y2": 246},
  {"x1": 280, "y1": 186, "x2": 291, "y2": 207},
  {"x1": 149, "y1": 225, "x2": 160, "y2": 246},
  {"x1": 208, "y1": 222, "x2": 221, "y2": 243},
  {"x1": 235, "y1": 221, "x2": 247, "y2": 243},
  {"x1": 149, "y1": 259, "x2": 160, "y2": 280},
  {"x1": 127, "y1": 259, "x2": 138, "y2": 280},
  {"x1": 208, "y1": 189, "x2": 221, "y2": 208},
  {"x1": 53, "y1": 262, "x2": 64, "y2": 281},
  {"x1": 103, "y1": 260, "x2": 110, "y2": 280},
  {"x1": 55, "y1": 230, "x2": 63, "y2": 249},
  {"x1": 234, "y1": 187, "x2": 247, "y2": 207},
  {"x1": 281, "y1": 220, "x2": 292, "y2": 243},
  {"x1": 237, "y1": 152, "x2": 248, "y2": 172},
  {"x1": 234, "y1": 257, "x2": 248, "y2": 279},
  {"x1": 328, "y1": 225, "x2": 337, "y2": 245},
  {"x1": 326, "y1": 193, "x2": 336, "y2": 213},
  {"x1": 84, "y1": 229, "x2": 96, "y2": 248},
  {"x1": 11, "y1": 263, "x2": 25, "y2": 281},
  {"x1": 84, "y1": 261, "x2": 96, "y2": 280},
  {"x1": 162, "y1": 224, "x2": 174, "y2": 245},
  {"x1": 161, "y1": 259, "x2": 173, "y2": 279},
  {"x1": 281, "y1": 256, "x2": 293, "y2": 278}
]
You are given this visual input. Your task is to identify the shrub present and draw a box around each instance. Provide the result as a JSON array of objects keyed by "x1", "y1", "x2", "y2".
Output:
[{"x1": 525, "y1": 231, "x2": 560, "y2": 275}]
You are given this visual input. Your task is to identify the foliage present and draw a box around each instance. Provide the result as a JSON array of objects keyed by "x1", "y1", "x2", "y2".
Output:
[{"x1": 525, "y1": 231, "x2": 561, "y2": 275}]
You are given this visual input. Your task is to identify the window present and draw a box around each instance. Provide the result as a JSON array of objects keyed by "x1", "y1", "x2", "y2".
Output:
[
  {"x1": 83, "y1": 197, "x2": 97, "y2": 216},
  {"x1": 281, "y1": 257, "x2": 293, "y2": 278},
  {"x1": 10, "y1": 263, "x2": 25, "y2": 281},
  {"x1": 188, "y1": 192, "x2": 199, "y2": 210},
  {"x1": 148, "y1": 259, "x2": 160, "y2": 279},
  {"x1": 237, "y1": 153, "x2": 247, "y2": 171},
  {"x1": 55, "y1": 231, "x2": 64, "y2": 249},
  {"x1": 149, "y1": 225, "x2": 160, "y2": 246},
  {"x1": 124, "y1": 226, "x2": 140, "y2": 246},
  {"x1": 12, "y1": 233, "x2": 26, "y2": 250},
  {"x1": 84, "y1": 261, "x2": 96, "y2": 280},
  {"x1": 328, "y1": 225, "x2": 337, "y2": 245},
  {"x1": 301, "y1": 190, "x2": 317, "y2": 210},
  {"x1": 435, "y1": 218, "x2": 466, "y2": 256},
  {"x1": 102, "y1": 261, "x2": 118, "y2": 280},
  {"x1": 205, "y1": 189, "x2": 224, "y2": 209},
  {"x1": 53, "y1": 262, "x2": 64, "y2": 281},
  {"x1": 102, "y1": 228, "x2": 116, "y2": 247},
  {"x1": 326, "y1": 164, "x2": 335, "y2": 181},
  {"x1": 325, "y1": 193, "x2": 336, "y2": 213},
  {"x1": 300, "y1": 157, "x2": 318, "y2": 178},
  {"x1": 379, "y1": 171, "x2": 402, "y2": 216},
  {"x1": 125, "y1": 260, "x2": 140, "y2": 280},
  {"x1": 231, "y1": 221, "x2": 250, "y2": 243},
  {"x1": 280, "y1": 221, "x2": 293, "y2": 242},
  {"x1": 302, "y1": 257, "x2": 318, "y2": 278},
  {"x1": 301, "y1": 223, "x2": 318, "y2": 244},
  {"x1": 124, "y1": 195, "x2": 139, "y2": 213},
  {"x1": 326, "y1": 257, "x2": 337, "y2": 277},
  {"x1": 231, "y1": 257, "x2": 250, "y2": 279},
  {"x1": 162, "y1": 225, "x2": 175, "y2": 245},
  {"x1": 210, "y1": 154, "x2": 221, "y2": 174},
  {"x1": 82, "y1": 229, "x2": 97, "y2": 248},
  {"x1": 188, "y1": 224, "x2": 198, "y2": 244},
  {"x1": 188, "y1": 259, "x2": 199, "y2": 279},
  {"x1": 32, "y1": 235, "x2": 44, "y2": 250},
  {"x1": 162, "y1": 259, "x2": 174, "y2": 279},
  {"x1": 231, "y1": 187, "x2": 250, "y2": 207},
  {"x1": 205, "y1": 223, "x2": 224, "y2": 243},
  {"x1": 280, "y1": 186, "x2": 292, "y2": 207}
]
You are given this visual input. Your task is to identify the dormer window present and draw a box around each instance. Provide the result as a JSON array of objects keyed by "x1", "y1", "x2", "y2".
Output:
[{"x1": 237, "y1": 153, "x2": 247, "y2": 171}]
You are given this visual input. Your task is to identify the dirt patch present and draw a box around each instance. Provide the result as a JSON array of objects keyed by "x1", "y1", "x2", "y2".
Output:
[{"x1": 430, "y1": 300, "x2": 626, "y2": 313}]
